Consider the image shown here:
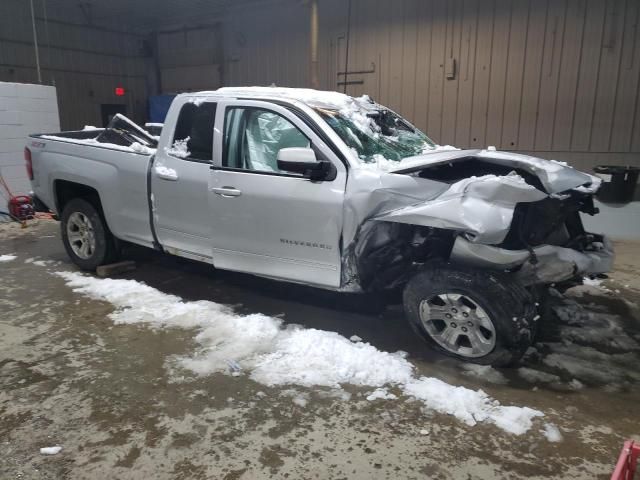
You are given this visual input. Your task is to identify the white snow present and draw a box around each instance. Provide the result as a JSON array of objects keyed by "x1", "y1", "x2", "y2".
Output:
[
  {"x1": 366, "y1": 388, "x2": 398, "y2": 401},
  {"x1": 41, "y1": 135, "x2": 155, "y2": 155},
  {"x1": 40, "y1": 446, "x2": 62, "y2": 455},
  {"x1": 165, "y1": 137, "x2": 190, "y2": 158},
  {"x1": 542, "y1": 423, "x2": 563, "y2": 442},
  {"x1": 517, "y1": 367, "x2": 561, "y2": 384},
  {"x1": 0, "y1": 254, "x2": 17, "y2": 262},
  {"x1": 582, "y1": 276, "x2": 603, "y2": 287},
  {"x1": 154, "y1": 164, "x2": 178, "y2": 179},
  {"x1": 461, "y1": 364, "x2": 509, "y2": 385},
  {"x1": 403, "y1": 377, "x2": 542, "y2": 434},
  {"x1": 349, "y1": 335, "x2": 363, "y2": 342},
  {"x1": 55, "y1": 271, "x2": 544, "y2": 435}
]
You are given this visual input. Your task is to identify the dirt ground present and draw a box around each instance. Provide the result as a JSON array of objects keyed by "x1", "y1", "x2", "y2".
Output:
[{"x1": 1, "y1": 219, "x2": 639, "y2": 479}]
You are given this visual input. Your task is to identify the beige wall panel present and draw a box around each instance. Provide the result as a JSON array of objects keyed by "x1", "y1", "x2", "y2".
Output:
[
  {"x1": 469, "y1": 0, "x2": 494, "y2": 148},
  {"x1": 518, "y1": 0, "x2": 548, "y2": 151},
  {"x1": 485, "y1": 0, "x2": 512, "y2": 148},
  {"x1": 571, "y1": 0, "x2": 606, "y2": 151},
  {"x1": 440, "y1": 0, "x2": 464, "y2": 145},
  {"x1": 426, "y1": 0, "x2": 448, "y2": 142},
  {"x1": 413, "y1": 0, "x2": 432, "y2": 134},
  {"x1": 454, "y1": 0, "x2": 480, "y2": 147},
  {"x1": 552, "y1": 0, "x2": 586, "y2": 151},
  {"x1": 534, "y1": 0, "x2": 566, "y2": 151},
  {"x1": 500, "y1": 0, "x2": 529, "y2": 150},
  {"x1": 399, "y1": 0, "x2": 419, "y2": 121},
  {"x1": 590, "y1": 0, "x2": 626, "y2": 151}
]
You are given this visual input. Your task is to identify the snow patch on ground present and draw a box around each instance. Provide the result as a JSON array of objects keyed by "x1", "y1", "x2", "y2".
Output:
[
  {"x1": 461, "y1": 364, "x2": 509, "y2": 385},
  {"x1": 366, "y1": 388, "x2": 398, "y2": 401},
  {"x1": 55, "y1": 271, "x2": 543, "y2": 435},
  {"x1": 40, "y1": 446, "x2": 62, "y2": 455},
  {"x1": 0, "y1": 254, "x2": 17, "y2": 262},
  {"x1": 517, "y1": 367, "x2": 561, "y2": 384},
  {"x1": 538, "y1": 289, "x2": 640, "y2": 387},
  {"x1": 542, "y1": 423, "x2": 563, "y2": 442}
]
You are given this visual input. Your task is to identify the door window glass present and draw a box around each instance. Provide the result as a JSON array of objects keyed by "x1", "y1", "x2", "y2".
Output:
[
  {"x1": 170, "y1": 102, "x2": 217, "y2": 162},
  {"x1": 223, "y1": 107, "x2": 310, "y2": 173}
]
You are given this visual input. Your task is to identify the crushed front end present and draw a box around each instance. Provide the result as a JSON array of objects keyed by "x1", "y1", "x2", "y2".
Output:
[{"x1": 450, "y1": 190, "x2": 614, "y2": 285}]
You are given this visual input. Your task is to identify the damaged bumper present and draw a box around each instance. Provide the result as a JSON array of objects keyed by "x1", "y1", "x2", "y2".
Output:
[{"x1": 451, "y1": 235, "x2": 614, "y2": 285}]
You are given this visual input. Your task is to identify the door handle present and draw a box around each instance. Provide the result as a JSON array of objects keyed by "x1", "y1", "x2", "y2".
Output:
[{"x1": 211, "y1": 186, "x2": 242, "y2": 197}]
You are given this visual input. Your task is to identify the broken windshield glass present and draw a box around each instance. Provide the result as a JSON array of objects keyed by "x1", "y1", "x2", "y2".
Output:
[{"x1": 316, "y1": 107, "x2": 436, "y2": 164}]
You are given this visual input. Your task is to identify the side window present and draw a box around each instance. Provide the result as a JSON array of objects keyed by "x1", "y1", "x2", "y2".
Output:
[
  {"x1": 223, "y1": 107, "x2": 311, "y2": 173},
  {"x1": 169, "y1": 102, "x2": 217, "y2": 162}
]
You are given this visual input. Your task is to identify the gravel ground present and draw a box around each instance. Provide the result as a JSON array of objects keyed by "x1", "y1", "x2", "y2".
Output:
[{"x1": 1, "y1": 219, "x2": 639, "y2": 479}]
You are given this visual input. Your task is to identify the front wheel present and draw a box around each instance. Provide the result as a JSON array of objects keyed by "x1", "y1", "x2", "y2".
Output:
[
  {"x1": 403, "y1": 265, "x2": 536, "y2": 367},
  {"x1": 60, "y1": 198, "x2": 118, "y2": 270}
]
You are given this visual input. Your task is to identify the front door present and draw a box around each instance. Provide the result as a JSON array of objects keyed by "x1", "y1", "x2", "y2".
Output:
[
  {"x1": 150, "y1": 99, "x2": 217, "y2": 260},
  {"x1": 209, "y1": 100, "x2": 347, "y2": 288}
]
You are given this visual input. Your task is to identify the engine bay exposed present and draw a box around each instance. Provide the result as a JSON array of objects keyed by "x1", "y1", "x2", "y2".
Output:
[{"x1": 350, "y1": 156, "x2": 607, "y2": 292}]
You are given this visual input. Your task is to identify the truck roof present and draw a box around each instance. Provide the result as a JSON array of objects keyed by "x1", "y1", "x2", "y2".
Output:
[{"x1": 182, "y1": 86, "x2": 362, "y2": 111}]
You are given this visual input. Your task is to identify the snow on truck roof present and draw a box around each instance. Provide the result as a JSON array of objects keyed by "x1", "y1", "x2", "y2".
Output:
[{"x1": 187, "y1": 86, "x2": 367, "y2": 110}]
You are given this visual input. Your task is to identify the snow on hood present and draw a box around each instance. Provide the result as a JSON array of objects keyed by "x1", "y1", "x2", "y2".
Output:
[{"x1": 386, "y1": 148, "x2": 600, "y2": 195}]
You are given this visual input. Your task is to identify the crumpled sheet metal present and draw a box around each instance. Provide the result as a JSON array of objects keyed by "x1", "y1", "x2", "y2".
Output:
[
  {"x1": 388, "y1": 149, "x2": 601, "y2": 195},
  {"x1": 372, "y1": 174, "x2": 547, "y2": 245},
  {"x1": 341, "y1": 169, "x2": 449, "y2": 251},
  {"x1": 450, "y1": 236, "x2": 614, "y2": 285},
  {"x1": 475, "y1": 150, "x2": 601, "y2": 194}
]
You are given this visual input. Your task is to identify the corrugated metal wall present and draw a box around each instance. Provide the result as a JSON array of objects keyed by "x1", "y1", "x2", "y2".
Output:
[
  {"x1": 1, "y1": 0, "x2": 638, "y2": 170},
  {"x1": 0, "y1": 0, "x2": 148, "y2": 129},
  {"x1": 224, "y1": 0, "x2": 640, "y2": 170},
  {"x1": 157, "y1": 26, "x2": 224, "y2": 93}
]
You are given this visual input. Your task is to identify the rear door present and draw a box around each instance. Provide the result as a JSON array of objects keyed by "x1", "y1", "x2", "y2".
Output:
[
  {"x1": 209, "y1": 100, "x2": 347, "y2": 288},
  {"x1": 151, "y1": 99, "x2": 217, "y2": 261}
]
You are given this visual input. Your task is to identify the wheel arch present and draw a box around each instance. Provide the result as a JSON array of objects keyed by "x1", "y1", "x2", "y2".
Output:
[{"x1": 54, "y1": 179, "x2": 120, "y2": 240}]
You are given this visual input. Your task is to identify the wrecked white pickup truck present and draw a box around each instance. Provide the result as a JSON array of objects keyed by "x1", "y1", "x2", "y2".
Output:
[{"x1": 26, "y1": 87, "x2": 613, "y2": 366}]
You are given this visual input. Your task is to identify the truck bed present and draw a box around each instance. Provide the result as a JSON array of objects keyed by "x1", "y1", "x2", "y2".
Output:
[{"x1": 28, "y1": 116, "x2": 158, "y2": 249}]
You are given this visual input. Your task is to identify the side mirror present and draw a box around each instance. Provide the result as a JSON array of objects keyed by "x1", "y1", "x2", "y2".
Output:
[{"x1": 277, "y1": 147, "x2": 335, "y2": 181}]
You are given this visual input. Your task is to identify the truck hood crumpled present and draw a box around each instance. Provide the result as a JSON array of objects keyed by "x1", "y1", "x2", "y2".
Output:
[
  {"x1": 373, "y1": 173, "x2": 548, "y2": 244},
  {"x1": 387, "y1": 149, "x2": 600, "y2": 195}
]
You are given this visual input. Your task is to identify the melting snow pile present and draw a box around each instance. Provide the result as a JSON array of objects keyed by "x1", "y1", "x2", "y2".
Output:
[
  {"x1": 56, "y1": 271, "x2": 543, "y2": 435},
  {"x1": 0, "y1": 254, "x2": 17, "y2": 262}
]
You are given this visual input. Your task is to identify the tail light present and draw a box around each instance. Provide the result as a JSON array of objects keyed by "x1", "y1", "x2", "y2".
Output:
[{"x1": 24, "y1": 147, "x2": 33, "y2": 180}]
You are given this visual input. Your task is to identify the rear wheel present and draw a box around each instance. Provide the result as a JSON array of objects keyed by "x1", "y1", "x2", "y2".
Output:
[
  {"x1": 403, "y1": 265, "x2": 536, "y2": 367},
  {"x1": 61, "y1": 198, "x2": 118, "y2": 270}
]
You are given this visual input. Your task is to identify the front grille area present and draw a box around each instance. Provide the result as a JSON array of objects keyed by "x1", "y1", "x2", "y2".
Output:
[{"x1": 500, "y1": 194, "x2": 593, "y2": 250}]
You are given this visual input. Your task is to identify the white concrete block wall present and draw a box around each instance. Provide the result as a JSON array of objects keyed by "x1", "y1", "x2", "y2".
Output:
[{"x1": 0, "y1": 81, "x2": 60, "y2": 196}]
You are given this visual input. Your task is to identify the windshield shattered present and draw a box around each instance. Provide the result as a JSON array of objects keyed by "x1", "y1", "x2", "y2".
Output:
[{"x1": 316, "y1": 101, "x2": 436, "y2": 165}]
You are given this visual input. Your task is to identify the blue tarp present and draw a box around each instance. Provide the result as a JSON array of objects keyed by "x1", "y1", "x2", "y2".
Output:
[{"x1": 148, "y1": 94, "x2": 176, "y2": 123}]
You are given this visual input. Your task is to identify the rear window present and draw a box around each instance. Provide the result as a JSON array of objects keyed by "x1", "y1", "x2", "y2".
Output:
[{"x1": 171, "y1": 102, "x2": 217, "y2": 162}]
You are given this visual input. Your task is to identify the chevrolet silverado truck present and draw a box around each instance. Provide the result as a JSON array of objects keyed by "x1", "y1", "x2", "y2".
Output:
[{"x1": 25, "y1": 87, "x2": 613, "y2": 366}]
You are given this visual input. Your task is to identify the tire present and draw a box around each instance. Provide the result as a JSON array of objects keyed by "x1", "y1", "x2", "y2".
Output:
[
  {"x1": 60, "y1": 198, "x2": 118, "y2": 270},
  {"x1": 403, "y1": 264, "x2": 536, "y2": 367}
]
